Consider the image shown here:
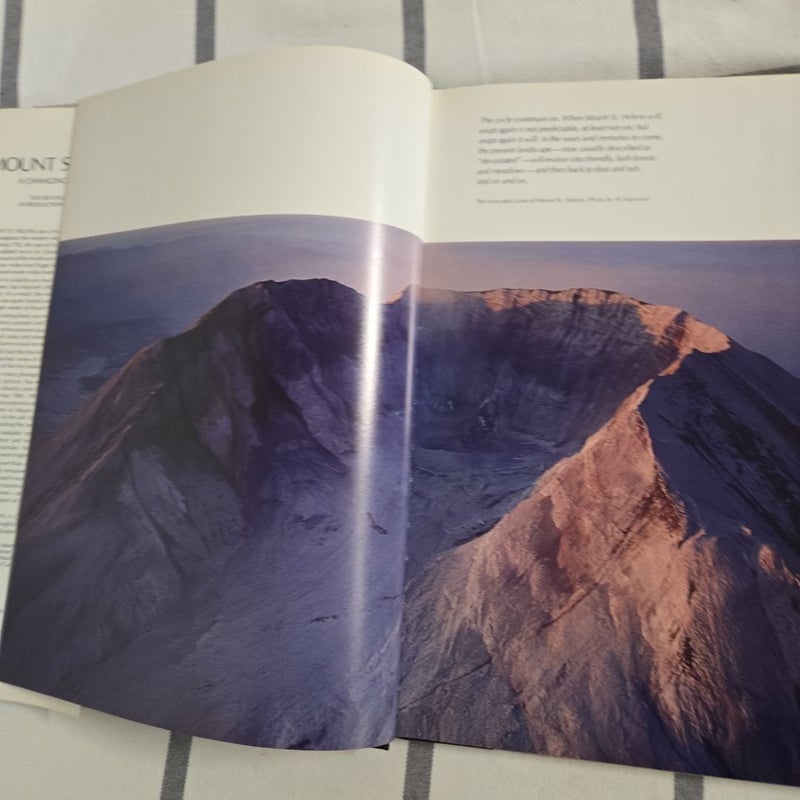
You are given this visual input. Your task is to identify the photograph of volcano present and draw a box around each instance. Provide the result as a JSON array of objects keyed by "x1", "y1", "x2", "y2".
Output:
[
  {"x1": 398, "y1": 240, "x2": 800, "y2": 785},
  {"x1": 0, "y1": 218, "x2": 798, "y2": 783},
  {"x1": 0, "y1": 215, "x2": 421, "y2": 750}
]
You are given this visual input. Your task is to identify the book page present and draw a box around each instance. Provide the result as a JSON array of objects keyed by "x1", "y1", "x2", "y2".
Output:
[
  {"x1": 0, "y1": 108, "x2": 79, "y2": 716},
  {"x1": 425, "y1": 74, "x2": 799, "y2": 242},
  {"x1": 399, "y1": 74, "x2": 800, "y2": 785},
  {"x1": 61, "y1": 46, "x2": 431, "y2": 240},
  {"x1": 0, "y1": 48, "x2": 431, "y2": 750}
]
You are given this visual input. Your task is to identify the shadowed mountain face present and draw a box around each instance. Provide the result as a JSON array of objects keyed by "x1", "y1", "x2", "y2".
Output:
[
  {"x1": 0, "y1": 278, "x2": 412, "y2": 750},
  {"x1": 399, "y1": 288, "x2": 800, "y2": 784},
  {"x1": 406, "y1": 287, "x2": 730, "y2": 574}
]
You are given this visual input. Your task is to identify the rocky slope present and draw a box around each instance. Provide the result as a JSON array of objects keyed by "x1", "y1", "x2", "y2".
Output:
[
  {"x1": 0, "y1": 278, "x2": 412, "y2": 749},
  {"x1": 399, "y1": 288, "x2": 800, "y2": 784}
]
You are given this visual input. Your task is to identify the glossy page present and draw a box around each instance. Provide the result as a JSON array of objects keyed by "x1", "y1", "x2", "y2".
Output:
[{"x1": 0, "y1": 48, "x2": 430, "y2": 750}]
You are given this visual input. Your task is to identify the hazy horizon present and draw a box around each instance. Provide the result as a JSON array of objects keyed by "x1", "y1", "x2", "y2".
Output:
[{"x1": 59, "y1": 214, "x2": 421, "y2": 301}]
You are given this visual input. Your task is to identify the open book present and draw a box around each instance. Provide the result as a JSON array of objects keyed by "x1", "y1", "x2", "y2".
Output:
[{"x1": 1, "y1": 47, "x2": 799, "y2": 785}]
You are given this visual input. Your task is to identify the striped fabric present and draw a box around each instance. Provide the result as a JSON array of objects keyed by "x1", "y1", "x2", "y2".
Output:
[
  {"x1": 1, "y1": 1, "x2": 799, "y2": 798},
  {"x1": 2, "y1": 0, "x2": 798, "y2": 106}
]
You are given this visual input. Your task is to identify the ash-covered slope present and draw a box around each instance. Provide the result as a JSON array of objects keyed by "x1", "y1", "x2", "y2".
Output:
[
  {"x1": 400, "y1": 288, "x2": 800, "y2": 784},
  {"x1": 406, "y1": 287, "x2": 728, "y2": 574},
  {"x1": 0, "y1": 278, "x2": 411, "y2": 749}
]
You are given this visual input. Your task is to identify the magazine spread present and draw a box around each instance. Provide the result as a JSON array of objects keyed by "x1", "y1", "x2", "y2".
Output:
[{"x1": 0, "y1": 47, "x2": 798, "y2": 785}]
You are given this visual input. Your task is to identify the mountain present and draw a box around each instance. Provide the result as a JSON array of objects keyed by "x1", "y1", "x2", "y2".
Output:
[
  {"x1": 37, "y1": 215, "x2": 418, "y2": 436},
  {"x1": 3, "y1": 279, "x2": 799, "y2": 780},
  {"x1": 0, "y1": 278, "x2": 412, "y2": 749},
  {"x1": 399, "y1": 287, "x2": 800, "y2": 784}
]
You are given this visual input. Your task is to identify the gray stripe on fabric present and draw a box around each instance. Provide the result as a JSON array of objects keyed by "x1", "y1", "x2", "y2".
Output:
[
  {"x1": 402, "y1": 0, "x2": 425, "y2": 73},
  {"x1": 196, "y1": 0, "x2": 215, "y2": 64},
  {"x1": 674, "y1": 772, "x2": 704, "y2": 800},
  {"x1": 633, "y1": 0, "x2": 664, "y2": 78},
  {"x1": 160, "y1": 732, "x2": 193, "y2": 800},
  {"x1": 403, "y1": 740, "x2": 434, "y2": 800},
  {"x1": 1, "y1": 0, "x2": 22, "y2": 106}
]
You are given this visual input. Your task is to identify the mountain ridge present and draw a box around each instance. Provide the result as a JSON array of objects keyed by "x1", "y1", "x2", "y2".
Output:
[
  {"x1": 2, "y1": 277, "x2": 411, "y2": 749},
  {"x1": 399, "y1": 320, "x2": 800, "y2": 782}
]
